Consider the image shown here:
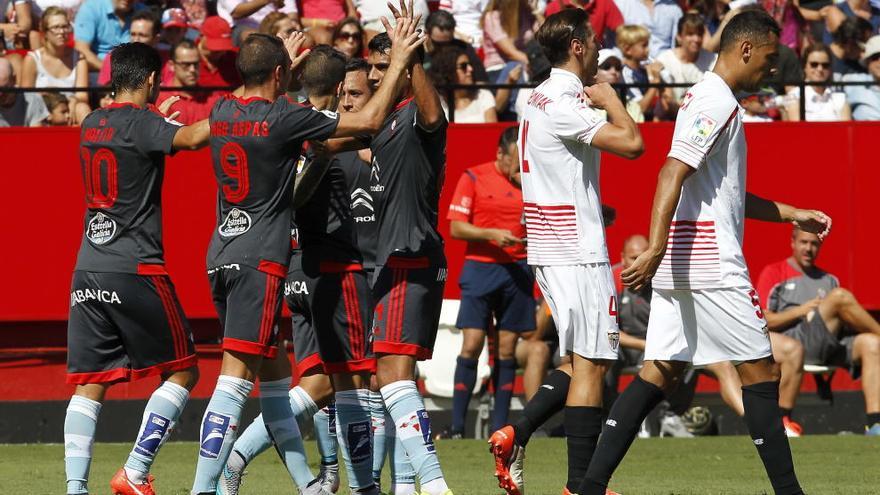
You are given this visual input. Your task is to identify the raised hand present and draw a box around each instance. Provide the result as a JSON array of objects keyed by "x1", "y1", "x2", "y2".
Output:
[
  {"x1": 280, "y1": 31, "x2": 310, "y2": 72},
  {"x1": 381, "y1": 1, "x2": 425, "y2": 68},
  {"x1": 157, "y1": 95, "x2": 180, "y2": 117},
  {"x1": 380, "y1": 0, "x2": 421, "y2": 38},
  {"x1": 791, "y1": 209, "x2": 832, "y2": 240}
]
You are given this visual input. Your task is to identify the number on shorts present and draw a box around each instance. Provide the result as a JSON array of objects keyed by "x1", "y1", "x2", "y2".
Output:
[
  {"x1": 81, "y1": 147, "x2": 118, "y2": 208},
  {"x1": 520, "y1": 120, "x2": 530, "y2": 173},
  {"x1": 748, "y1": 289, "x2": 765, "y2": 320},
  {"x1": 220, "y1": 142, "x2": 250, "y2": 203},
  {"x1": 608, "y1": 296, "x2": 618, "y2": 317}
]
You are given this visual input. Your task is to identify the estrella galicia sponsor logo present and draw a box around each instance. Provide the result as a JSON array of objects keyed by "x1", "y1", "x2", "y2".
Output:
[
  {"x1": 218, "y1": 208, "x2": 251, "y2": 237},
  {"x1": 607, "y1": 331, "x2": 620, "y2": 351},
  {"x1": 134, "y1": 412, "x2": 171, "y2": 457},
  {"x1": 70, "y1": 288, "x2": 121, "y2": 307},
  {"x1": 86, "y1": 212, "x2": 117, "y2": 245},
  {"x1": 199, "y1": 412, "x2": 231, "y2": 459},
  {"x1": 346, "y1": 421, "x2": 372, "y2": 463}
]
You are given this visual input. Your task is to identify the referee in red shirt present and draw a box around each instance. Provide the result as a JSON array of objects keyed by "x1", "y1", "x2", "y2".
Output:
[{"x1": 447, "y1": 126, "x2": 538, "y2": 438}]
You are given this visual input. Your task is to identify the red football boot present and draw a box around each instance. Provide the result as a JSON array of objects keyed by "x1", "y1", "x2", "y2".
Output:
[
  {"x1": 488, "y1": 425, "x2": 525, "y2": 495},
  {"x1": 110, "y1": 467, "x2": 156, "y2": 495}
]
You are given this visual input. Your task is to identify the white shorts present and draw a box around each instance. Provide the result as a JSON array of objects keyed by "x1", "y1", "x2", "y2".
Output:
[
  {"x1": 535, "y1": 263, "x2": 619, "y2": 360},
  {"x1": 644, "y1": 286, "x2": 771, "y2": 366}
]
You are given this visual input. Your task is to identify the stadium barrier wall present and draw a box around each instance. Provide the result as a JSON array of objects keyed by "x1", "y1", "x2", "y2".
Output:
[{"x1": 2, "y1": 122, "x2": 878, "y2": 323}]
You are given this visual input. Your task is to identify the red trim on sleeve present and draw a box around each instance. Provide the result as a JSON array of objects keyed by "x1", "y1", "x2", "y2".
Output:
[
  {"x1": 294, "y1": 352, "x2": 325, "y2": 377},
  {"x1": 755, "y1": 259, "x2": 803, "y2": 309},
  {"x1": 258, "y1": 260, "x2": 288, "y2": 277},
  {"x1": 137, "y1": 263, "x2": 168, "y2": 275},
  {"x1": 319, "y1": 261, "x2": 364, "y2": 273},
  {"x1": 395, "y1": 97, "x2": 414, "y2": 111},
  {"x1": 373, "y1": 341, "x2": 433, "y2": 361},
  {"x1": 222, "y1": 338, "x2": 278, "y2": 359}
]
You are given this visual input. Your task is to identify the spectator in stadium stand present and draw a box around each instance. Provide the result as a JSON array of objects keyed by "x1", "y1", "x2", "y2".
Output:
[
  {"x1": 423, "y1": 10, "x2": 487, "y2": 82},
  {"x1": 156, "y1": 39, "x2": 216, "y2": 124},
  {"x1": 756, "y1": 227, "x2": 880, "y2": 436},
  {"x1": 820, "y1": 0, "x2": 880, "y2": 46},
  {"x1": 656, "y1": 13, "x2": 717, "y2": 105},
  {"x1": 196, "y1": 16, "x2": 241, "y2": 89},
  {"x1": 96, "y1": 10, "x2": 168, "y2": 86},
  {"x1": 480, "y1": 0, "x2": 539, "y2": 82},
  {"x1": 157, "y1": 8, "x2": 190, "y2": 53},
  {"x1": 428, "y1": 44, "x2": 497, "y2": 122},
  {"x1": 353, "y1": 0, "x2": 428, "y2": 39},
  {"x1": 331, "y1": 17, "x2": 365, "y2": 59},
  {"x1": 20, "y1": 7, "x2": 90, "y2": 124},
  {"x1": 543, "y1": 0, "x2": 624, "y2": 45},
  {"x1": 298, "y1": 0, "x2": 356, "y2": 44},
  {"x1": 257, "y1": 10, "x2": 298, "y2": 37},
  {"x1": 73, "y1": 0, "x2": 144, "y2": 72},
  {"x1": 828, "y1": 16, "x2": 873, "y2": 78},
  {"x1": 438, "y1": 0, "x2": 487, "y2": 47},
  {"x1": 612, "y1": 0, "x2": 682, "y2": 57},
  {"x1": 446, "y1": 125, "x2": 544, "y2": 438},
  {"x1": 1, "y1": 0, "x2": 33, "y2": 49},
  {"x1": 843, "y1": 34, "x2": 880, "y2": 120},
  {"x1": 218, "y1": 0, "x2": 299, "y2": 45},
  {"x1": 0, "y1": 57, "x2": 49, "y2": 125},
  {"x1": 594, "y1": 49, "x2": 643, "y2": 121},
  {"x1": 783, "y1": 43, "x2": 852, "y2": 121},
  {"x1": 617, "y1": 24, "x2": 662, "y2": 121},
  {"x1": 759, "y1": 0, "x2": 805, "y2": 51},
  {"x1": 41, "y1": 90, "x2": 70, "y2": 124}
]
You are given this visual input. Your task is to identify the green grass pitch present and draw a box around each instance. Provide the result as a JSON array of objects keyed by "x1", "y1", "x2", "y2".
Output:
[{"x1": 2, "y1": 436, "x2": 877, "y2": 494}]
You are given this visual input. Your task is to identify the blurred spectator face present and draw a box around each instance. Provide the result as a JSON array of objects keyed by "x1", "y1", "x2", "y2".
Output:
[
  {"x1": 131, "y1": 19, "x2": 159, "y2": 45},
  {"x1": 334, "y1": 23, "x2": 363, "y2": 59},
  {"x1": 869, "y1": 52, "x2": 880, "y2": 81},
  {"x1": 677, "y1": 26, "x2": 704, "y2": 59},
  {"x1": 164, "y1": 26, "x2": 187, "y2": 45},
  {"x1": 341, "y1": 70, "x2": 373, "y2": 112},
  {"x1": 47, "y1": 100, "x2": 71, "y2": 125},
  {"x1": 172, "y1": 45, "x2": 200, "y2": 86},
  {"x1": 273, "y1": 17, "x2": 298, "y2": 38},
  {"x1": 162, "y1": 8, "x2": 189, "y2": 45},
  {"x1": 112, "y1": 0, "x2": 134, "y2": 15},
  {"x1": 42, "y1": 12, "x2": 73, "y2": 48},
  {"x1": 791, "y1": 229, "x2": 822, "y2": 269},
  {"x1": 621, "y1": 236, "x2": 648, "y2": 269},
  {"x1": 596, "y1": 56, "x2": 622, "y2": 84},
  {"x1": 496, "y1": 141, "x2": 520, "y2": 184},
  {"x1": 804, "y1": 50, "x2": 831, "y2": 83},
  {"x1": 624, "y1": 39, "x2": 649, "y2": 62},
  {"x1": 429, "y1": 26, "x2": 454, "y2": 45},
  {"x1": 0, "y1": 61, "x2": 15, "y2": 107},
  {"x1": 367, "y1": 49, "x2": 390, "y2": 91},
  {"x1": 454, "y1": 54, "x2": 473, "y2": 84}
]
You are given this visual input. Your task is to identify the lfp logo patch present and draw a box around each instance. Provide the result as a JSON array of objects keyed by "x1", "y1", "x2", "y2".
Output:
[
  {"x1": 346, "y1": 421, "x2": 372, "y2": 463},
  {"x1": 687, "y1": 113, "x2": 717, "y2": 148},
  {"x1": 199, "y1": 412, "x2": 231, "y2": 459},
  {"x1": 134, "y1": 413, "x2": 170, "y2": 457}
]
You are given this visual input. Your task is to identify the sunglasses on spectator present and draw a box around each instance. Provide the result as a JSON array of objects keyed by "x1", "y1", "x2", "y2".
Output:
[
  {"x1": 808, "y1": 61, "x2": 830, "y2": 69},
  {"x1": 174, "y1": 60, "x2": 200, "y2": 68},
  {"x1": 47, "y1": 24, "x2": 72, "y2": 32},
  {"x1": 868, "y1": 53, "x2": 880, "y2": 63},
  {"x1": 336, "y1": 32, "x2": 360, "y2": 41},
  {"x1": 600, "y1": 62, "x2": 622, "y2": 71},
  {"x1": 456, "y1": 62, "x2": 472, "y2": 71}
]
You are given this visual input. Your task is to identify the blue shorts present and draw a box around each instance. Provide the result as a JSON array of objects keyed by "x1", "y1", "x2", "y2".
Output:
[{"x1": 456, "y1": 259, "x2": 536, "y2": 332}]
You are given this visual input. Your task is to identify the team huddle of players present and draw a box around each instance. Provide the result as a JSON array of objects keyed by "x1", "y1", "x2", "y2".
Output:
[{"x1": 64, "y1": 2, "x2": 833, "y2": 495}]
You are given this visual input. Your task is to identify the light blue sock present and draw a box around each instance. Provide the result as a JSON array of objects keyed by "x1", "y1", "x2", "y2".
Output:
[
  {"x1": 192, "y1": 375, "x2": 252, "y2": 494},
  {"x1": 260, "y1": 378, "x2": 313, "y2": 489},
  {"x1": 381, "y1": 380, "x2": 447, "y2": 493},
  {"x1": 233, "y1": 385, "x2": 319, "y2": 464},
  {"x1": 370, "y1": 391, "x2": 387, "y2": 482},
  {"x1": 314, "y1": 403, "x2": 339, "y2": 465},
  {"x1": 386, "y1": 409, "x2": 416, "y2": 493},
  {"x1": 64, "y1": 395, "x2": 101, "y2": 495},
  {"x1": 124, "y1": 381, "x2": 189, "y2": 482},
  {"x1": 336, "y1": 389, "x2": 374, "y2": 490}
]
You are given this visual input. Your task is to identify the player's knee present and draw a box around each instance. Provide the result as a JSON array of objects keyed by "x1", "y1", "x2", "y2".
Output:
[
  {"x1": 789, "y1": 340, "x2": 805, "y2": 366},
  {"x1": 528, "y1": 341, "x2": 551, "y2": 364},
  {"x1": 168, "y1": 366, "x2": 199, "y2": 390},
  {"x1": 860, "y1": 334, "x2": 880, "y2": 356},
  {"x1": 829, "y1": 287, "x2": 855, "y2": 306},
  {"x1": 459, "y1": 334, "x2": 484, "y2": 359}
]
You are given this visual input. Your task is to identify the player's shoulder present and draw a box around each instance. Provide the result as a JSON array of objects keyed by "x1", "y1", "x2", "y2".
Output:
[
  {"x1": 466, "y1": 161, "x2": 495, "y2": 179},
  {"x1": 681, "y1": 73, "x2": 737, "y2": 114},
  {"x1": 760, "y1": 258, "x2": 802, "y2": 284}
]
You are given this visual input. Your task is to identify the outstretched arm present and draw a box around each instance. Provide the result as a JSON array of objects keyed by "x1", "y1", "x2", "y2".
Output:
[
  {"x1": 744, "y1": 192, "x2": 832, "y2": 240},
  {"x1": 172, "y1": 119, "x2": 210, "y2": 150}
]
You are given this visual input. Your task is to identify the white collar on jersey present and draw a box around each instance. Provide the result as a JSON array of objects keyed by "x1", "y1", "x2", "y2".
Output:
[{"x1": 550, "y1": 68, "x2": 585, "y2": 89}]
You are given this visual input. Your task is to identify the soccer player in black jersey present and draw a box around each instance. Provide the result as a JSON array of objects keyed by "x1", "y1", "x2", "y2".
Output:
[
  {"x1": 193, "y1": 15, "x2": 426, "y2": 495},
  {"x1": 65, "y1": 42, "x2": 209, "y2": 495},
  {"x1": 365, "y1": 3, "x2": 452, "y2": 494}
]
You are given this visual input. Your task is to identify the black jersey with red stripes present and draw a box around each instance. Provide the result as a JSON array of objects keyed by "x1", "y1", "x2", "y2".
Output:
[
  {"x1": 338, "y1": 150, "x2": 377, "y2": 270},
  {"x1": 74, "y1": 102, "x2": 182, "y2": 274},
  {"x1": 206, "y1": 95, "x2": 339, "y2": 271},
  {"x1": 369, "y1": 99, "x2": 447, "y2": 267}
]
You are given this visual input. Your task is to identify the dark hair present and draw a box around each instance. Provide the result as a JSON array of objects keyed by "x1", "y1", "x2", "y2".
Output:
[
  {"x1": 110, "y1": 42, "x2": 162, "y2": 93},
  {"x1": 718, "y1": 9, "x2": 780, "y2": 52},
  {"x1": 426, "y1": 10, "x2": 455, "y2": 32},
  {"x1": 132, "y1": 10, "x2": 159, "y2": 36},
  {"x1": 236, "y1": 33, "x2": 288, "y2": 86},
  {"x1": 428, "y1": 45, "x2": 468, "y2": 86},
  {"x1": 536, "y1": 9, "x2": 591, "y2": 67},
  {"x1": 677, "y1": 12, "x2": 706, "y2": 37},
  {"x1": 368, "y1": 32, "x2": 392, "y2": 54},
  {"x1": 345, "y1": 57, "x2": 370, "y2": 74},
  {"x1": 171, "y1": 39, "x2": 197, "y2": 61},
  {"x1": 832, "y1": 16, "x2": 873, "y2": 46},
  {"x1": 800, "y1": 43, "x2": 833, "y2": 78},
  {"x1": 300, "y1": 45, "x2": 347, "y2": 97},
  {"x1": 498, "y1": 125, "x2": 518, "y2": 153},
  {"x1": 42, "y1": 91, "x2": 67, "y2": 111}
]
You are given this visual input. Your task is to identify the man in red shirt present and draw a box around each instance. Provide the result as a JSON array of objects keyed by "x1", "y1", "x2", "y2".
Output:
[
  {"x1": 544, "y1": 0, "x2": 623, "y2": 43},
  {"x1": 197, "y1": 16, "x2": 241, "y2": 90},
  {"x1": 157, "y1": 40, "x2": 217, "y2": 124},
  {"x1": 446, "y1": 125, "x2": 546, "y2": 438}
]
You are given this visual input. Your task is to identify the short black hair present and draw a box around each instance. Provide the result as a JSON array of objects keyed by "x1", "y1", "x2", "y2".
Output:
[
  {"x1": 426, "y1": 10, "x2": 455, "y2": 32},
  {"x1": 536, "y1": 9, "x2": 591, "y2": 67},
  {"x1": 300, "y1": 45, "x2": 347, "y2": 97},
  {"x1": 171, "y1": 39, "x2": 197, "y2": 61},
  {"x1": 110, "y1": 42, "x2": 162, "y2": 93},
  {"x1": 832, "y1": 16, "x2": 872, "y2": 46},
  {"x1": 236, "y1": 33, "x2": 288, "y2": 86},
  {"x1": 719, "y1": 9, "x2": 780, "y2": 52},
  {"x1": 498, "y1": 125, "x2": 518, "y2": 153},
  {"x1": 368, "y1": 32, "x2": 391, "y2": 55},
  {"x1": 345, "y1": 57, "x2": 370, "y2": 74},
  {"x1": 132, "y1": 10, "x2": 159, "y2": 36}
]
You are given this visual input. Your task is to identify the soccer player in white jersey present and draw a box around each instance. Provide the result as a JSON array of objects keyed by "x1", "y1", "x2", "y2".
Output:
[
  {"x1": 488, "y1": 8, "x2": 644, "y2": 495},
  {"x1": 578, "y1": 10, "x2": 831, "y2": 495}
]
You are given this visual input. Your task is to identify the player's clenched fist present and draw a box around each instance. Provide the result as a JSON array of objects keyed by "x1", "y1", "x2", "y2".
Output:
[{"x1": 584, "y1": 82, "x2": 620, "y2": 110}]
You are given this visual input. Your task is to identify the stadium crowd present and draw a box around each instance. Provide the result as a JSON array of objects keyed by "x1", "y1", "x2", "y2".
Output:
[{"x1": 3, "y1": 0, "x2": 880, "y2": 125}]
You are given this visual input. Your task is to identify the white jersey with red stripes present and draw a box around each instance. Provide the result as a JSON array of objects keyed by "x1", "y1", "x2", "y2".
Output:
[
  {"x1": 653, "y1": 71, "x2": 751, "y2": 290},
  {"x1": 519, "y1": 68, "x2": 609, "y2": 266}
]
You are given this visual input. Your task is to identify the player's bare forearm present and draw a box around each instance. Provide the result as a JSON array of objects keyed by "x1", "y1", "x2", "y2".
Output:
[
  {"x1": 589, "y1": 85, "x2": 644, "y2": 159},
  {"x1": 411, "y1": 62, "x2": 444, "y2": 130},
  {"x1": 324, "y1": 136, "x2": 370, "y2": 154},
  {"x1": 449, "y1": 220, "x2": 492, "y2": 242},
  {"x1": 75, "y1": 41, "x2": 102, "y2": 71},
  {"x1": 172, "y1": 119, "x2": 210, "y2": 150},
  {"x1": 231, "y1": 0, "x2": 270, "y2": 20},
  {"x1": 764, "y1": 308, "x2": 803, "y2": 332},
  {"x1": 744, "y1": 192, "x2": 793, "y2": 222},
  {"x1": 619, "y1": 331, "x2": 646, "y2": 351},
  {"x1": 647, "y1": 159, "x2": 693, "y2": 256}
]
